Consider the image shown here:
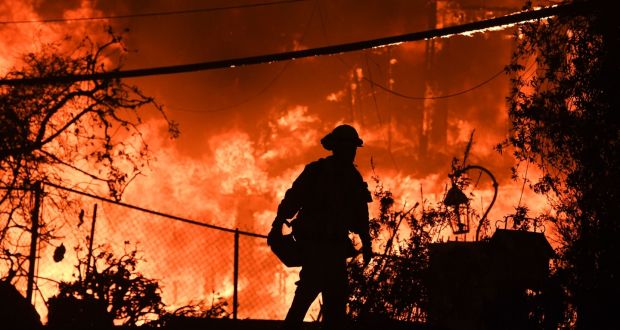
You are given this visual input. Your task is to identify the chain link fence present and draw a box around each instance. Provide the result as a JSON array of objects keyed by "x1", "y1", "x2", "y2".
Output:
[{"x1": 13, "y1": 183, "x2": 321, "y2": 323}]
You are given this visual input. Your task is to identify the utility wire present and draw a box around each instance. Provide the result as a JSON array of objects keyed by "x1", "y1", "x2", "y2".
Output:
[
  {"x1": 366, "y1": 68, "x2": 506, "y2": 100},
  {"x1": 0, "y1": 0, "x2": 308, "y2": 25},
  {"x1": 41, "y1": 181, "x2": 268, "y2": 239},
  {"x1": 0, "y1": 2, "x2": 584, "y2": 86},
  {"x1": 167, "y1": 60, "x2": 290, "y2": 113},
  {"x1": 317, "y1": 0, "x2": 402, "y2": 173},
  {"x1": 317, "y1": 0, "x2": 505, "y2": 100},
  {"x1": 167, "y1": 0, "x2": 318, "y2": 114}
]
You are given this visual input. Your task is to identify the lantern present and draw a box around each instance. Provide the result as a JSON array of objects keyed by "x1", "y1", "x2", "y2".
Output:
[{"x1": 443, "y1": 183, "x2": 470, "y2": 235}]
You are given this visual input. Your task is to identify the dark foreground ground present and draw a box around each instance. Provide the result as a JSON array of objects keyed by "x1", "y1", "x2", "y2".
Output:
[
  {"x1": 166, "y1": 318, "x2": 428, "y2": 329},
  {"x1": 44, "y1": 318, "x2": 428, "y2": 330}
]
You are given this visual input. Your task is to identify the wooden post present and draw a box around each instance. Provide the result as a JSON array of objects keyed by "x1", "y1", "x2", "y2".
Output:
[
  {"x1": 233, "y1": 228, "x2": 239, "y2": 320},
  {"x1": 26, "y1": 182, "x2": 42, "y2": 303}
]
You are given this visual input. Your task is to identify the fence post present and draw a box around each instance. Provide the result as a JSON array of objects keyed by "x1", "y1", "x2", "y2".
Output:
[
  {"x1": 26, "y1": 181, "x2": 42, "y2": 303},
  {"x1": 233, "y1": 228, "x2": 239, "y2": 320}
]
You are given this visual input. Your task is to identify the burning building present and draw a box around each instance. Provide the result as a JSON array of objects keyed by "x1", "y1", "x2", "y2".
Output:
[{"x1": 0, "y1": 0, "x2": 559, "y2": 325}]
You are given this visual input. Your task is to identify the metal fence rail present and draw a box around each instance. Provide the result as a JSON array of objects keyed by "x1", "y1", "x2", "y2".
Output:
[{"x1": 2, "y1": 182, "x2": 306, "y2": 322}]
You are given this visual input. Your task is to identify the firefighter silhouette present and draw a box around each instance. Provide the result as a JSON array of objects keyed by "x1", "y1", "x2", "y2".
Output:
[{"x1": 269, "y1": 124, "x2": 373, "y2": 330}]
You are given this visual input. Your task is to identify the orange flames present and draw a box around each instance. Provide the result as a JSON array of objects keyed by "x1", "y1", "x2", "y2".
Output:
[{"x1": 1, "y1": 0, "x2": 557, "y2": 323}]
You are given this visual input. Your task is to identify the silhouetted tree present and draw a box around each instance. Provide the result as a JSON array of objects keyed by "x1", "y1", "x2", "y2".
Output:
[
  {"x1": 49, "y1": 241, "x2": 231, "y2": 328},
  {"x1": 0, "y1": 28, "x2": 178, "y2": 286},
  {"x1": 500, "y1": 1, "x2": 619, "y2": 327}
]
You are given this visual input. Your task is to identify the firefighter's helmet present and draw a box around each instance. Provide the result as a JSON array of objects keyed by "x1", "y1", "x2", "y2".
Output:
[{"x1": 320, "y1": 124, "x2": 363, "y2": 151}]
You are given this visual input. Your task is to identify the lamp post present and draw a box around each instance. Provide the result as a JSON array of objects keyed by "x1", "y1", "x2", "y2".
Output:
[
  {"x1": 443, "y1": 182, "x2": 471, "y2": 235},
  {"x1": 443, "y1": 165, "x2": 498, "y2": 241}
]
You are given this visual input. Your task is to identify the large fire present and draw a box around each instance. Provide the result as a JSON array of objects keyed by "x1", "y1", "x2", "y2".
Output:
[{"x1": 1, "y1": 0, "x2": 557, "y2": 323}]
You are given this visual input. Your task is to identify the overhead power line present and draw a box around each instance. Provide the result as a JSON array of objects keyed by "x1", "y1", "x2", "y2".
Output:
[
  {"x1": 367, "y1": 55, "x2": 539, "y2": 101},
  {"x1": 167, "y1": 0, "x2": 319, "y2": 114},
  {"x1": 0, "y1": 2, "x2": 584, "y2": 86},
  {"x1": 365, "y1": 68, "x2": 506, "y2": 100},
  {"x1": 316, "y1": 1, "x2": 506, "y2": 101},
  {"x1": 0, "y1": 0, "x2": 308, "y2": 25}
]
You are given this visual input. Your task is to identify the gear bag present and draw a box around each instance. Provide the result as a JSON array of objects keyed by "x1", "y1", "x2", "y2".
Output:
[
  {"x1": 267, "y1": 222, "x2": 302, "y2": 267},
  {"x1": 267, "y1": 220, "x2": 359, "y2": 268}
]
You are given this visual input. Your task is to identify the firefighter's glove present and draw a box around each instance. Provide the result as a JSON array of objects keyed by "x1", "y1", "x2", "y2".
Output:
[
  {"x1": 268, "y1": 216, "x2": 286, "y2": 246},
  {"x1": 272, "y1": 216, "x2": 290, "y2": 228},
  {"x1": 362, "y1": 245, "x2": 373, "y2": 266}
]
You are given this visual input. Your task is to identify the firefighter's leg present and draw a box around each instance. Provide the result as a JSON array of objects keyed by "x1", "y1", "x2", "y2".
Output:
[
  {"x1": 321, "y1": 257, "x2": 348, "y2": 330},
  {"x1": 284, "y1": 265, "x2": 321, "y2": 330}
]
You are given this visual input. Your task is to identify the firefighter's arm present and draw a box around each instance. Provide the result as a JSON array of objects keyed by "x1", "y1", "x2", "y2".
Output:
[
  {"x1": 358, "y1": 207, "x2": 373, "y2": 266},
  {"x1": 354, "y1": 182, "x2": 373, "y2": 265},
  {"x1": 269, "y1": 167, "x2": 310, "y2": 245},
  {"x1": 273, "y1": 164, "x2": 314, "y2": 228}
]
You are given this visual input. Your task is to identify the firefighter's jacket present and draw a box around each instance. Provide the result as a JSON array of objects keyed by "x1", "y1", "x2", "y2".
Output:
[{"x1": 277, "y1": 156, "x2": 372, "y2": 245}]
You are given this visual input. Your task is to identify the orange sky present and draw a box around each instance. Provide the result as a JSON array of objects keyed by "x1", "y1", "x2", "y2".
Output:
[{"x1": 1, "y1": 0, "x2": 559, "y2": 322}]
